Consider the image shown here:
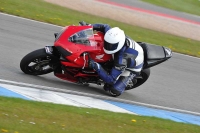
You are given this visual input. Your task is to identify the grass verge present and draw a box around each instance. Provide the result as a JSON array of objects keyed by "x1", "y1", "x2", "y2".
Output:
[
  {"x1": 142, "y1": 0, "x2": 200, "y2": 16},
  {"x1": 0, "y1": 0, "x2": 200, "y2": 57},
  {"x1": 1, "y1": 96, "x2": 200, "y2": 133}
]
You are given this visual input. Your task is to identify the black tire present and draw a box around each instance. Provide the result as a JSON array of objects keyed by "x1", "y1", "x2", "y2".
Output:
[
  {"x1": 20, "y1": 48, "x2": 55, "y2": 75},
  {"x1": 125, "y1": 68, "x2": 150, "y2": 90}
]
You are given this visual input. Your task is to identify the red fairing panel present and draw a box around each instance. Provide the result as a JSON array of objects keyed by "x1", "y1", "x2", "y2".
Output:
[{"x1": 54, "y1": 26, "x2": 112, "y2": 68}]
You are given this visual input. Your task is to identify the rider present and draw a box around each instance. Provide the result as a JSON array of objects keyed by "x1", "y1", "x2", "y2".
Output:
[{"x1": 83, "y1": 22, "x2": 144, "y2": 96}]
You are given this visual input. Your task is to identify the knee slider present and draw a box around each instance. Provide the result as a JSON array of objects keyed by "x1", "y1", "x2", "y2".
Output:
[{"x1": 109, "y1": 86, "x2": 121, "y2": 97}]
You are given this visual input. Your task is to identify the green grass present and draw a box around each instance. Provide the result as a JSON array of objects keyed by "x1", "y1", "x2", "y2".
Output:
[
  {"x1": 1, "y1": 96, "x2": 200, "y2": 133},
  {"x1": 142, "y1": 0, "x2": 200, "y2": 16},
  {"x1": 0, "y1": 0, "x2": 200, "y2": 57}
]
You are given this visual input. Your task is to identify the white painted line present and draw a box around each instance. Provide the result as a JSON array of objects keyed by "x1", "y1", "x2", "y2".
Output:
[
  {"x1": 0, "y1": 78, "x2": 200, "y2": 116},
  {"x1": 0, "y1": 12, "x2": 62, "y2": 28},
  {"x1": 173, "y1": 52, "x2": 200, "y2": 59},
  {"x1": 0, "y1": 83, "x2": 134, "y2": 114}
]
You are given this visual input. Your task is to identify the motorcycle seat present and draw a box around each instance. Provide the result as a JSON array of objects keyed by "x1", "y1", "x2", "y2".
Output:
[{"x1": 137, "y1": 42, "x2": 165, "y2": 61}]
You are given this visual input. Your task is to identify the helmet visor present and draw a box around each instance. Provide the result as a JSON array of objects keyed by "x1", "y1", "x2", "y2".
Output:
[{"x1": 104, "y1": 40, "x2": 119, "y2": 51}]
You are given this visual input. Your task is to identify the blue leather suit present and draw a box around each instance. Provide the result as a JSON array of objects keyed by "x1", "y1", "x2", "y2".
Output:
[{"x1": 92, "y1": 24, "x2": 144, "y2": 96}]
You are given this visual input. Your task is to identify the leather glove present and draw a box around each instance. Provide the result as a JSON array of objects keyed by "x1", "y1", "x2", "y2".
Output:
[{"x1": 79, "y1": 21, "x2": 91, "y2": 26}]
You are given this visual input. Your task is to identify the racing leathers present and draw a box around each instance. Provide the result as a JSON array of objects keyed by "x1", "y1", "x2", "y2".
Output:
[{"x1": 90, "y1": 24, "x2": 144, "y2": 96}]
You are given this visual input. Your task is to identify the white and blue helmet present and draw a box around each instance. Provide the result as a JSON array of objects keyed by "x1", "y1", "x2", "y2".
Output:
[{"x1": 103, "y1": 27, "x2": 125, "y2": 54}]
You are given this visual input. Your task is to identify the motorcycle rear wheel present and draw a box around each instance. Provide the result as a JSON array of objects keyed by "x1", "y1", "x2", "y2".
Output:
[
  {"x1": 20, "y1": 48, "x2": 54, "y2": 75},
  {"x1": 125, "y1": 68, "x2": 150, "y2": 90}
]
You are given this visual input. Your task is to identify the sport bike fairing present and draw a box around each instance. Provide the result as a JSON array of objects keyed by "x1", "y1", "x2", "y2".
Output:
[{"x1": 54, "y1": 26, "x2": 112, "y2": 67}]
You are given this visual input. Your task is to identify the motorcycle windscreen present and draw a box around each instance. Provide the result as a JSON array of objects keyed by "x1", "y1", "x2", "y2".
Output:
[{"x1": 68, "y1": 28, "x2": 98, "y2": 50}]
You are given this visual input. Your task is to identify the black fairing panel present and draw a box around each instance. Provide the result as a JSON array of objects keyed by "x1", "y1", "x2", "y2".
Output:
[
  {"x1": 138, "y1": 42, "x2": 171, "y2": 69},
  {"x1": 144, "y1": 44, "x2": 165, "y2": 60},
  {"x1": 55, "y1": 46, "x2": 72, "y2": 57}
]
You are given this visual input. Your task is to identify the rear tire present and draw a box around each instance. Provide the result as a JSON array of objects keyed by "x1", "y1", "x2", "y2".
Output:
[
  {"x1": 125, "y1": 68, "x2": 150, "y2": 90},
  {"x1": 20, "y1": 48, "x2": 55, "y2": 75}
]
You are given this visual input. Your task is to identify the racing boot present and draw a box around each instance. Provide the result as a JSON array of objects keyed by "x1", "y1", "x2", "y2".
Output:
[{"x1": 108, "y1": 73, "x2": 136, "y2": 97}]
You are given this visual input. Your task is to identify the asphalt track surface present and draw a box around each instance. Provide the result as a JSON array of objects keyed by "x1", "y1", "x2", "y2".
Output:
[{"x1": 0, "y1": 12, "x2": 200, "y2": 114}]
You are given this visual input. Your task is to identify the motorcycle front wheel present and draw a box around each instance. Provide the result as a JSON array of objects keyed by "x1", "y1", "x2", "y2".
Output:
[{"x1": 20, "y1": 48, "x2": 55, "y2": 75}]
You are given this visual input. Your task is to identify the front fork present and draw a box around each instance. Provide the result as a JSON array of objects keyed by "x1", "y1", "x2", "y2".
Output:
[
  {"x1": 44, "y1": 46, "x2": 61, "y2": 71},
  {"x1": 44, "y1": 46, "x2": 54, "y2": 55}
]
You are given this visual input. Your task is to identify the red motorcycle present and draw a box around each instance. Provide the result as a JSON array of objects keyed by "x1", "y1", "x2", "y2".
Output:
[{"x1": 20, "y1": 25, "x2": 172, "y2": 91}]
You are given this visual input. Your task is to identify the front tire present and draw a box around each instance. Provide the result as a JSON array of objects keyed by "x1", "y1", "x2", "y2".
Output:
[{"x1": 20, "y1": 48, "x2": 56, "y2": 75}]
